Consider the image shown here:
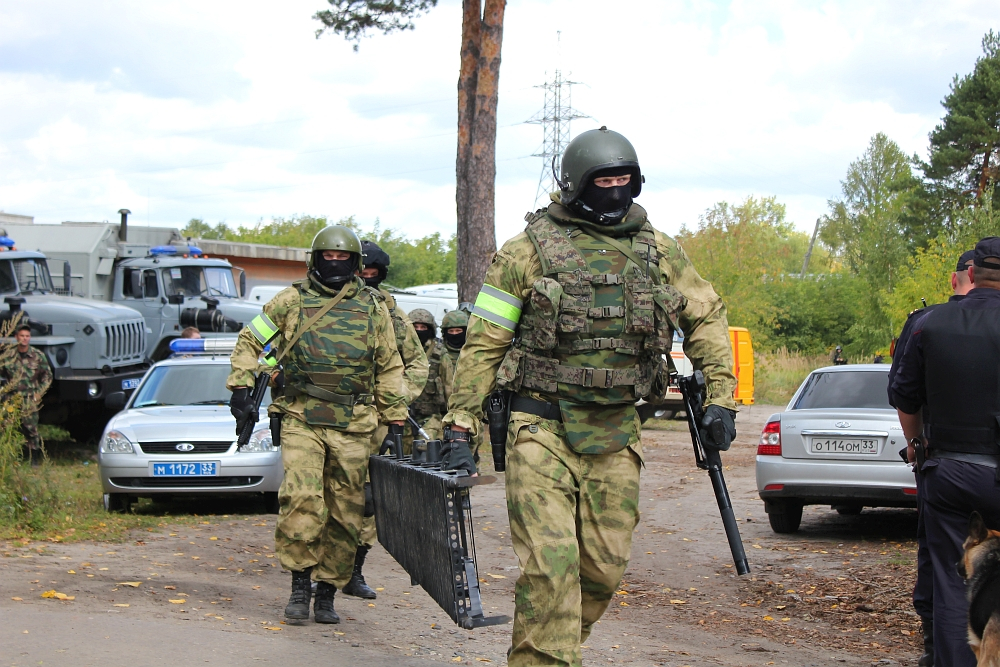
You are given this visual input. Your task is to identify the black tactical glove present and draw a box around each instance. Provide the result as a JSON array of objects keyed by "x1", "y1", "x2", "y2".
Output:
[
  {"x1": 230, "y1": 387, "x2": 257, "y2": 437},
  {"x1": 700, "y1": 405, "x2": 737, "y2": 452},
  {"x1": 379, "y1": 423, "x2": 405, "y2": 456},
  {"x1": 441, "y1": 427, "x2": 477, "y2": 476}
]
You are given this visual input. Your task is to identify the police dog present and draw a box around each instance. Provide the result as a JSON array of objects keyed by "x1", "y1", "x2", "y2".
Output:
[{"x1": 959, "y1": 511, "x2": 1000, "y2": 666}]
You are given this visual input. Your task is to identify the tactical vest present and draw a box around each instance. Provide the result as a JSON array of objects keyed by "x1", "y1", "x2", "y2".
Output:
[
  {"x1": 496, "y1": 212, "x2": 686, "y2": 405},
  {"x1": 283, "y1": 280, "x2": 378, "y2": 430},
  {"x1": 922, "y1": 300, "x2": 1000, "y2": 456},
  {"x1": 411, "y1": 339, "x2": 448, "y2": 418},
  {"x1": 380, "y1": 290, "x2": 408, "y2": 351}
]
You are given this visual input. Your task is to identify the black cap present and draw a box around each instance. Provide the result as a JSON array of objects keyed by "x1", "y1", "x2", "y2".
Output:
[
  {"x1": 974, "y1": 237, "x2": 1000, "y2": 270},
  {"x1": 360, "y1": 240, "x2": 390, "y2": 269},
  {"x1": 957, "y1": 249, "x2": 976, "y2": 270}
]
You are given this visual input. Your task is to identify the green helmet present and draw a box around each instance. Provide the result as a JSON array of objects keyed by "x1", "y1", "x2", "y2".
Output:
[
  {"x1": 408, "y1": 308, "x2": 437, "y2": 333},
  {"x1": 441, "y1": 309, "x2": 469, "y2": 329},
  {"x1": 556, "y1": 126, "x2": 642, "y2": 206},
  {"x1": 307, "y1": 225, "x2": 363, "y2": 270}
]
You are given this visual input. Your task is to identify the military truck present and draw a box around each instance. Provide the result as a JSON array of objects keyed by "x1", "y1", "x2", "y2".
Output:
[
  {"x1": 4, "y1": 211, "x2": 262, "y2": 360},
  {"x1": 0, "y1": 241, "x2": 149, "y2": 436}
]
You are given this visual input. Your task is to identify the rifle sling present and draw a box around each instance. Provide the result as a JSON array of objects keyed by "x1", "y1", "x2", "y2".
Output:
[
  {"x1": 273, "y1": 280, "x2": 353, "y2": 366},
  {"x1": 585, "y1": 227, "x2": 662, "y2": 285}
]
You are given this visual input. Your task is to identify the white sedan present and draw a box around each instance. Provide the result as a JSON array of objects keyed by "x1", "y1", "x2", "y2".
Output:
[
  {"x1": 755, "y1": 364, "x2": 916, "y2": 533},
  {"x1": 97, "y1": 349, "x2": 281, "y2": 513}
]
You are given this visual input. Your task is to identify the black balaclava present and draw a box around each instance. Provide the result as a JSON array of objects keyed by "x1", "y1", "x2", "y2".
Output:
[
  {"x1": 361, "y1": 240, "x2": 390, "y2": 289},
  {"x1": 415, "y1": 327, "x2": 435, "y2": 346},
  {"x1": 313, "y1": 252, "x2": 358, "y2": 289},
  {"x1": 445, "y1": 329, "x2": 467, "y2": 349},
  {"x1": 571, "y1": 169, "x2": 635, "y2": 225}
]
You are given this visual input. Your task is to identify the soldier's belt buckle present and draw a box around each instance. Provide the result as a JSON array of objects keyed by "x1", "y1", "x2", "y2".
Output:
[{"x1": 584, "y1": 368, "x2": 611, "y2": 388}]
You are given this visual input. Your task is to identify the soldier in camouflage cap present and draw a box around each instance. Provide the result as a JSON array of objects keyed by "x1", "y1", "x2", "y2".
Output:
[
  {"x1": 443, "y1": 127, "x2": 737, "y2": 666},
  {"x1": 0, "y1": 323, "x2": 53, "y2": 463},
  {"x1": 349, "y1": 239, "x2": 429, "y2": 600},
  {"x1": 228, "y1": 225, "x2": 408, "y2": 625},
  {"x1": 407, "y1": 308, "x2": 454, "y2": 441}
]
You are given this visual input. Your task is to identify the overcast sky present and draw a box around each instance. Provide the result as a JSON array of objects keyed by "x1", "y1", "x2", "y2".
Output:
[{"x1": 0, "y1": 0, "x2": 995, "y2": 243}]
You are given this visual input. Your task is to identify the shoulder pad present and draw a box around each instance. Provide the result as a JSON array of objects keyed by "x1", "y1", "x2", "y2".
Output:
[
  {"x1": 363, "y1": 286, "x2": 385, "y2": 302},
  {"x1": 523, "y1": 209, "x2": 546, "y2": 225}
]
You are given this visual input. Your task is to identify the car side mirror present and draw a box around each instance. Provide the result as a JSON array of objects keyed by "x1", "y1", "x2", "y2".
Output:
[
  {"x1": 167, "y1": 294, "x2": 185, "y2": 305},
  {"x1": 239, "y1": 271, "x2": 246, "y2": 299},
  {"x1": 129, "y1": 271, "x2": 142, "y2": 298},
  {"x1": 105, "y1": 391, "x2": 127, "y2": 412}
]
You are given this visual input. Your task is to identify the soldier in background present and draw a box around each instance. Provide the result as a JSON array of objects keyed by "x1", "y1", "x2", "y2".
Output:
[
  {"x1": 441, "y1": 309, "x2": 469, "y2": 368},
  {"x1": 1, "y1": 323, "x2": 53, "y2": 463},
  {"x1": 347, "y1": 240, "x2": 429, "y2": 600},
  {"x1": 831, "y1": 345, "x2": 847, "y2": 365},
  {"x1": 228, "y1": 226, "x2": 407, "y2": 624},
  {"x1": 443, "y1": 127, "x2": 737, "y2": 666},
  {"x1": 407, "y1": 308, "x2": 454, "y2": 441}
]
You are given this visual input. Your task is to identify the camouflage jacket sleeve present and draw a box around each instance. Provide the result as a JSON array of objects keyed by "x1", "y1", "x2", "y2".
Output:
[
  {"x1": 655, "y1": 229, "x2": 738, "y2": 411},
  {"x1": 227, "y1": 287, "x2": 299, "y2": 390},
  {"x1": 32, "y1": 348, "x2": 53, "y2": 396},
  {"x1": 393, "y1": 307, "x2": 429, "y2": 403},
  {"x1": 372, "y1": 300, "x2": 408, "y2": 423},
  {"x1": 439, "y1": 346, "x2": 456, "y2": 404},
  {"x1": 444, "y1": 234, "x2": 538, "y2": 434}
]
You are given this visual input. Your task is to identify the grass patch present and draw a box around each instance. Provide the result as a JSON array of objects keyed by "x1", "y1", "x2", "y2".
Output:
[
  {"x1": 754, "y1": 348, "x2": 831, "y2": 406},
  {"x1": 0, "y1": 453, "x2": 201, "y2": 542},
  {"x1": 38, "y1": 424, "x2": 73, "y2": 443}
]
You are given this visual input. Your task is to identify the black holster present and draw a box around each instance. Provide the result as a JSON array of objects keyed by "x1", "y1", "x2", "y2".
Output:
[
  {"x1": 486, "y1": 390, "x2": 511, "y2": 473},
  {"x1": 270, "y1": 415, "x2": 282, "y2": 448}
]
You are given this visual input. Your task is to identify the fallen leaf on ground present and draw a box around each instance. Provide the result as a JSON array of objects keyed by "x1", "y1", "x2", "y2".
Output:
[
  {"x1": 67, "y1": 570, "x2": 76, "y2": 574},
  {"x1": 169, "y1": 599, "x2": 185, "y2": 604},
  {"x1": 41, "y1": 590, "x2": 74, "y2": 600},
  {"x1": 114, "y1": 604, "x2": 129, "y2": 607},
  {"x1": 11, "y1": 597, "x2": 22, "y2": 601},
  {"x1": 264, "y1": 626, "x2": 282, "y2": 631},
  {"x1": 117, "y1": 582, "x2": 141, "y2": 587},
  {"x1": 164, "y1": 586, "x2": 176, "y2": 590},
  {"x1": 486, "y1": 573, "x2": 505, "y2": 579},
  {"x1": 669, "y1": 599, "x2": 686, "y2": 604},
  {"x1": 210, "y1": 537, "x2": 218, "y2": 541}
]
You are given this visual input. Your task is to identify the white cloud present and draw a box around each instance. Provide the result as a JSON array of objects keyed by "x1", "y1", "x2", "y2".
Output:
[{"x1": 0, "y1": 0, "x2": 996, "y2": 243}]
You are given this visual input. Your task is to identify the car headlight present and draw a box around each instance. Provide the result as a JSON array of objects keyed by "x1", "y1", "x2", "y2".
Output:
[
  {"x1": 240, "y1": 427, "x2": 274, "y2": 453},
  {"x1": 100, "y1": 430, "x2": 134, "y2": 454}
]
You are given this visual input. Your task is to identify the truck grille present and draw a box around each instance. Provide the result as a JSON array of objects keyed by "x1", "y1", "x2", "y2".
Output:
[{"x1": 105, "y1": 321, "x2": 145, "y2": 363}]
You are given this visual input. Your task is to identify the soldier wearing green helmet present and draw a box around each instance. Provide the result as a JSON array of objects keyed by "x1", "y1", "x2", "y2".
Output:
[
  {"x1": 228, "y1": 225, "x2": 408, "y2": 625},
  {"x1": 443, "y1": 127, "x2": 737, "y2": 665}
]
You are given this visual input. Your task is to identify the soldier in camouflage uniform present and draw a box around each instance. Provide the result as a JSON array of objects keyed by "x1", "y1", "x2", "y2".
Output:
[
  {"x1": 0, "y1": 323, "x2": 53, "y2": 462},
  {"x1": 443, "y1": 127, "x2": 738, "y2": 666},
  {"x1": 228, "y1": 226, "x2": 407, "y2": 624},
  {"x1": 407, "y1": 308, "x2": 454, "y2": 441},
  {"x1": 440, "y1": 309, "x2": 486, "y2": 458},
  {"x1": 347, "y1": 240, "x2": 429, "y2": 599}
]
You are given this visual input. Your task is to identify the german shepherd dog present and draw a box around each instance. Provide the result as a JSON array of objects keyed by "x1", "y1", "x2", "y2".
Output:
[{"x1": 959, "y1": 511, "x2": 1000, "y2": 666}]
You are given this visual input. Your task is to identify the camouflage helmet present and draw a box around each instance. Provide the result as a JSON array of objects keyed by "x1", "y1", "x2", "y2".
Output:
[
  {"x1": 408, "y1": 308, "x2": 437, "y2": 333},
  {"x1": 556, "y1": 126, "x2": 642, "y2": 206},
  {"x1": 307, "y1": 225, "x2": 363, "y2": 270},
  {"x1": 441, "y1": 309, "x2": 469, "y2": 330}
]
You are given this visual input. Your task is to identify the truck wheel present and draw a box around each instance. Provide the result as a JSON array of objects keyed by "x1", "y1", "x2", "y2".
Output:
[
  {"x1": 767, "y1": 499, "x2": 803, "y2": 533},
  {"x1": 103, "y1": 493, "x2": 131, "y2": 513},
  {"x1": 263, "y1": 492, "x2": 280, "y2": 515}
]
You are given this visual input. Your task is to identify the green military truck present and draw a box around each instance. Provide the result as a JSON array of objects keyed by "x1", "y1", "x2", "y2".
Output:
[
  {"x1": 4, "y1": 211, "x2": 262, "y2": 361},
  {"x1": 0, "y1": 240, "x2": 149, "y2": 436}
]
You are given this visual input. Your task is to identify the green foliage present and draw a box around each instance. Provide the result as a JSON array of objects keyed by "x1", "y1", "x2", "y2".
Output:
[
  {"x1": 313, "y1": 0, "x2": 438, "y2": 49},
  {"x1": 925, "y1": 30, "x2": 1000, "y2": 206},
  {"x1": 181, "y1": 215, "x2": 456, "y2": 288},
  {"x1": 754, "y1": 349, "x2": 833, "y2": 406},
  {"x1": 761, "y1": 274, "x2": 866, "y2": 354}
]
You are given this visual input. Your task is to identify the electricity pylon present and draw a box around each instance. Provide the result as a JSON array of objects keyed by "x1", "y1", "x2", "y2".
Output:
[{"x1": 526, "y1": 69, "x2": 588, "y2": 207}]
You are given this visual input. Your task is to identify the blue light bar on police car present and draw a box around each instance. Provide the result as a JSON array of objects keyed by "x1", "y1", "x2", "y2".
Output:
[
  {"x1": 150, "y1": 245, "x2": 178, "y2": 256},
  {"x1": 169, "y1": 338, "x2": 238, "y2": 354},
  {"x1": 0, "y1": 236, "x2": 15, "y2": 248}
]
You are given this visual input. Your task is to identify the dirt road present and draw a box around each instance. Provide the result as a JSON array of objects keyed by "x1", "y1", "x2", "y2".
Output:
[{"x1": 1, "y1": 405, "x2": 922, "y2": 666}]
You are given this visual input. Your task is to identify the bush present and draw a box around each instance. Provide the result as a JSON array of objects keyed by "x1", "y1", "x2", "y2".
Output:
[{"x1": 755, "y1": 348, "x2": 832, "y2": 406}]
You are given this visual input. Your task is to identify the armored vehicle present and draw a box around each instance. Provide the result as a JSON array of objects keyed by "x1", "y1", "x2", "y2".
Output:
[{"x1": 4, "y1": 211, "x2": 262, "y2": 360}]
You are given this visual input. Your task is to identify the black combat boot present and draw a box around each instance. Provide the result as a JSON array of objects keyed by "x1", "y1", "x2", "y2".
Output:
[
  {"x1": 341, "y1": 546, "x2": 377, "y2": 599},
  {"x1": 284, "y1": 568, "x2": 312, "y2": 620},
  {"x1": 313, "y1": 582, "x2": 340, "y2": 624},
  {"x1": 918, "y1": 619, "x2": 933, "y2": 667}
]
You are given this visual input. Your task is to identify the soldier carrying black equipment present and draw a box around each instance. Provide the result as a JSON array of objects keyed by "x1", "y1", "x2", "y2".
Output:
[
  {"x1": 227, "y1": 226, "x2": 408, "y2": 624},
  {"x1": 442, "y1": 127, "x2": 738, "y2": 666},
  {"x1": 0, "y1": 322, "x2": 53, "y2": 463}
]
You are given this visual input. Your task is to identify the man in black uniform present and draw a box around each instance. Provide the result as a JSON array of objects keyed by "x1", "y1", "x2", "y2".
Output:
[
  {"x1": 887, "y1": 249, "x2": 974, "y2": 667},
  {"x1": 891, "y1": 237, "x2": 1000, "y2": 667}
]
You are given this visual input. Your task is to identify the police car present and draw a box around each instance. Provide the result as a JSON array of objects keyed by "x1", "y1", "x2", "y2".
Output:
[{"x1": 97, "y1": 337, "x2": 281, "y2": 513}]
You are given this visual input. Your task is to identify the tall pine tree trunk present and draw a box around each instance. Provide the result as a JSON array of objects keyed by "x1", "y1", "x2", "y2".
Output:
[{"x1": 455, "y1": 0, "x2": 505, "y2": 304}]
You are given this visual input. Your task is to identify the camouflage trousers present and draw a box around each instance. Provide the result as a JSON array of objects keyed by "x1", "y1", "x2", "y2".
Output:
[
  {"x1": 506, "y1": 413, "x2": 641, "y2": 667},
  {"x1": 274, "y1": 416, "x2": 370, "y2": 588},
  {"x1": 20, "y1": 409, "x2": 41, "y2": 450}
]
